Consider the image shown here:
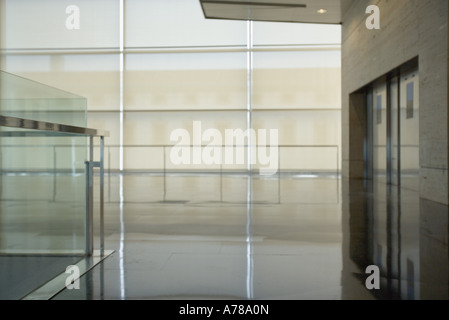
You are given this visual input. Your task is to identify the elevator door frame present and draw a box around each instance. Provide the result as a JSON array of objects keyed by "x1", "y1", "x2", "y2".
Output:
[{"x1": 364, "y1": 59, "x2": 419, "y2": 188}]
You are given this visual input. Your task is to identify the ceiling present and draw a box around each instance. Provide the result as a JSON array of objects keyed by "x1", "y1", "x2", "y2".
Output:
[{"x1": 199, "y1": 0, "x2": 343, "y2": 24}]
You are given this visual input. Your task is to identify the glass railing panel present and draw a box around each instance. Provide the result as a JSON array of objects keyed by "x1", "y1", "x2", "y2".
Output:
[
  {"x1": 0, "y1": 127, "x2": 87, "y2": 255},
  {"x1": 0, "y1": 72, "x2": 109, "y2": 299},
  {"x1": 0, "y1": 71, "x2": 87, "y2": 127},
  {"x1": 0, "y1": 71, "x2": 89, "y2": 255}
]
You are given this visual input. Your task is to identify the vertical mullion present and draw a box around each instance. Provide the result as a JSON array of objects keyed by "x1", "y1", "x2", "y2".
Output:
[
  {"x1": 119, "y1": 0, "x2": 126, "y2": 301},
  {"x1": 119, "y1": 0, "x2": 125, "y2": 172},
  {"x1": 245, "y1": 19, "x2": 254, "y2": 301},
  {"x1": 247, "y1": 21, "x2": 253, "y2": 172}
]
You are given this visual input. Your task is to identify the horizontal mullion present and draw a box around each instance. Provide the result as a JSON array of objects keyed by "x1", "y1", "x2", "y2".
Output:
[{"x1": 1, "y1": 44, "x2": 340, "y2": 55}]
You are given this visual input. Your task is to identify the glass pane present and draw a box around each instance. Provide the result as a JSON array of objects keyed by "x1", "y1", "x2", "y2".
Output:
[
  {"x1": 252, "y1": 110, "x2": 340, "y2": 173},
  {"x1": 0, "y1": 0, "x2": 120, "y2": 49},
  {"x1": 253, "y1": 22, "x2": 341, "y2": 46},
  {"x1": 0, "y1": 71, "x2": 88, "y2": 255},
  {"x1": 125, "y1": 52, "x2": 247, "y2": 111},
  {"x1": 2, "y1": 54, "x2": 120, "y2": 111},
  {"x1": 88, "y1": 111, "x2": 120, "y2": 171},
  {"x1": 125, "y1": 0, "x2": 247, "y2": 47},
  {"x1": 0, "y1": 130, "x2": 87, "y2": 254},
  {"x1": 253, "y1": 50, "x2": 341, "y2": 110},
  {"x1": 0, "y1": 70, "x2": 87, "y2": 126},
  {"x1": 123, "y1": 111, "x2": 248, "y2": 171}
]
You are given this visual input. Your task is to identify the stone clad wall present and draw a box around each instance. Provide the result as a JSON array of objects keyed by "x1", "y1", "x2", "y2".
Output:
[{"x1": 342, "y1": 0, "x2": 449, "y2": 204}]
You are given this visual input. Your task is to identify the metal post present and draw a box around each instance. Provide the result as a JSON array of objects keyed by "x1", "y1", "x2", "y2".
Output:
[
  {"x1": 100, "y1": 257, "x2": 105, "y2": 300},
  {"x1": 53, "y1": 146, "x2": 57, "y2": 202},
  {"x1": 0, "y1": 150, "x2": 2, "y2": 199},
  {"x1": 100, "y1": 136, "x2": 105, "y2": 255},
  {"x1": 163, "y1": 146, "x2": 166, "y2": 202},
  {"x1": 86, "y1": 258, "x2": 94, "y2": 299},
  {"x1": 337, "y1": 146, "x2": 340, "y2": 178},
  {"x1": 88, "y1": 136, "x2": 94, "y2": 256},
  {"x1": 85, "y1": 160, "x2": 93, "y2": 256},
  {"x1": 278, "y1": 145, "x2": 281, "y2": 204},
  {"x1": 85, "y1": 160, "x2": 89, "y2": 255},
  {"x1": 108, "y1": 146, "x2": 111, "y2": 203},
  {"x1": 89, "y1": 136, "x2": 94, "y2": 160},
  {"x1": 337, "y1": 146, "x2": 340, "y2": 204}
]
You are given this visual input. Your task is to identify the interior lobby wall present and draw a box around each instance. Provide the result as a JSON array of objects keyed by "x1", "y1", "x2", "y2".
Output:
[{"x1": 342, "y1": 0, "x2": 449, "y2": 204}]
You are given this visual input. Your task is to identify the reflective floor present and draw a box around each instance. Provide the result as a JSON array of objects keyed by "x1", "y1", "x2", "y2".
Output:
[
  {"x1": 2, "y1": 173, "x2": 448, "y2": 300},
  {"x1": 0, "y1": 255, "x2": 82, "y2": 300},
  {"x1": 50, "y1": 173, "x2": 448, "y2": 300}
]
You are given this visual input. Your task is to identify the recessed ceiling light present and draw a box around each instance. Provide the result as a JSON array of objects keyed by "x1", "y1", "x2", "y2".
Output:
[{"x1": 317, "y1": 9, "x2": 327, "y2": 14}]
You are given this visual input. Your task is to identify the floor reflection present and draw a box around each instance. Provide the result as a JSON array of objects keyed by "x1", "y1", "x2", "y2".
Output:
[
  {"x1": 342, "y1": 179, "x2": 449, "y2": 300},
  {"x1": 42, "y1": 173, "x2": 449, "y2": 300}
]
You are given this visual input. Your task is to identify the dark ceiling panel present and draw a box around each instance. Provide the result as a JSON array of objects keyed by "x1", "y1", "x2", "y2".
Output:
[{"x1": 200, "y1": 0, "x2": 342, "y2": 24}]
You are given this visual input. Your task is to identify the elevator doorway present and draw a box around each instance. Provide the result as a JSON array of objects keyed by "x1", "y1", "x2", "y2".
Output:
[
  {"x1": 367, "y1": 66, "x2": 419, "y2": 191},
  {"x1": 364, "y1": 64, "x2": 420, "y2": 299}
]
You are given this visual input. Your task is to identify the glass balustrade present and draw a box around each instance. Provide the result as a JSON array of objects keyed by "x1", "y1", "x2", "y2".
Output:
[{"x1": 0, "y1": 71, "x2": 108, "y2": 299}]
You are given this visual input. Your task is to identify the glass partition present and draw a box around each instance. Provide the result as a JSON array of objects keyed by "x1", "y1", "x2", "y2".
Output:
[
  {"x1": 0, "y1": 70, "x2": 87, "y2": 126},
  {"x1": 0, "y1": 71, "x2": 88, "y2": 255}
]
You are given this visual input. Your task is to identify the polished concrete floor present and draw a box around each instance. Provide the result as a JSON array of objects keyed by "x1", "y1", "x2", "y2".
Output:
[
  {"x1": 2, "y1": 173, "x2": 449, "y2": 300},
  {"x1": 0, "y1": 255, "x2": 82, "y2": 300}
]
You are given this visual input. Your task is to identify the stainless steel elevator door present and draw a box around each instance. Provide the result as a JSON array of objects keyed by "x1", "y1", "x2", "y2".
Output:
[
  {"x1": 390, "y1": 77, "x2": 400, "y2": 186},
  {"x1": 400, "y1": 71, "x2": 419, "y2": 192},
  {"x1": 372, "y1": 81, "x2": 388, "y2": 184}
]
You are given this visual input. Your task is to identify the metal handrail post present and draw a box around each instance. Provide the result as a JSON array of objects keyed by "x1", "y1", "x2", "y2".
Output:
[
  {"x1": 85, "y1": 160, "x2": 94, "y2": 256},
  {"x1": 278, "y1": 145, "x2": 281, "y2": 204},
  {"x1": 100, "y1": 136, "x2": 105, "y2": 255},
  {"x1": 53, "y1": 146, "x2": 57, "y2": 202},
  {"x1": 163, "y1": 146, "x2": 166, "y2": 202}
]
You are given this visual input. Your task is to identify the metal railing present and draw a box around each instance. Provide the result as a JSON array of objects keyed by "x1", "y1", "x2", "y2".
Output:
[
  {"x1": 0, "y1": 115, "x2": 109, "y2": 256},
  {"x1": 102, "y1": 144, "x2": 340, "y2": 174},
  {"x1": 0, "y1": 143, "x2": 339, "y2": 205}
]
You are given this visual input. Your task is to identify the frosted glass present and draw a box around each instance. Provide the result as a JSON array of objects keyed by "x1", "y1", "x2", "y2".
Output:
[
  {"x1": 253, "y1": 50, "x2": 341, "y2": 110},
  {"x1": 0, "y1": 70, "x2": 87, "y2": 126},
  {"x1": 123, "y1": 111, "x2": 248, "y2": 171},
  {"x1": 1, "y1": 0, "x2": 120, "y2": 49},
  {"x1": 125, "y1": 0, "x2": 247, "y2": 47},
  {"x1": 3, "y1": 54, "x2": 121, "y2": 111},
  {"x1": 253, "y1": 22, "x2": 341, "y2": 46},
  {"x1": 252, "y1": 110, "x2": 341, "y2": 146},
  {"x1": 124, "y1": 111, "x2": 248, "y2": 146},
  {"x1": 125, "y1": 52, "x2": 247, "y2": 110},
  {"x1": 87, "y1": 112, "x2": 120, "y2": 146}
]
